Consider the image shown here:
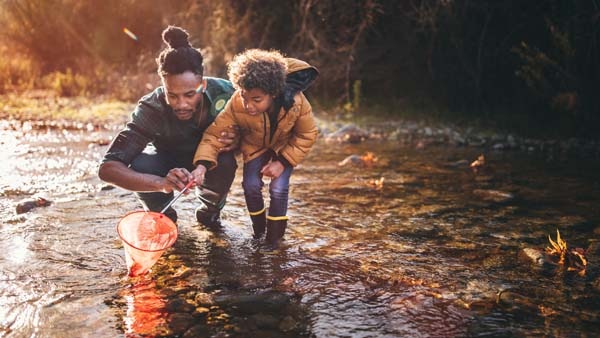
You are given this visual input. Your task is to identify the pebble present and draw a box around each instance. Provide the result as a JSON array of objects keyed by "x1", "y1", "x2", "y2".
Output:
[{"x1": 15, "y1": 197, "x2": 51, "y2": 214}]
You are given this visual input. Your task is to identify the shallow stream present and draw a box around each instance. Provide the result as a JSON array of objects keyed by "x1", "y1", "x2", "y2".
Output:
[{"x1": 1, "y1": 120, "x2": 600, "y2": 337}]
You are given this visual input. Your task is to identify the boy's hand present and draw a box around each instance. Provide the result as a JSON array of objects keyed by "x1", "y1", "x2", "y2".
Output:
[
  {"x1": 218, "y1": 125, "x2": 240, "y2": 152},
  {"x1": 191, "y1": 165, "x2": 208, "y2": 185},
  {"x1": 261, "y1": 161, "x2": 285, "y2": 178}
]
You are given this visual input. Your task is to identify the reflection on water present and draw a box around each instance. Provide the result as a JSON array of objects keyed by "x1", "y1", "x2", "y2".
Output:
[
  {"x1": 1, "y1": 123, "x2": 600, "y2": 337},
  {"x1": 123, "y1": 280, "x2": 168, "y2": 336}
]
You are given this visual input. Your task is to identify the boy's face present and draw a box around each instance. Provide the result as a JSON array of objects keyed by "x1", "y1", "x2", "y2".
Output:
[
  {"x1": 240, "y1": 88, "x2": 275, "y2": 116},
  {"x1": 162, "y1": 71, "x2": 205, "y2": 121}
]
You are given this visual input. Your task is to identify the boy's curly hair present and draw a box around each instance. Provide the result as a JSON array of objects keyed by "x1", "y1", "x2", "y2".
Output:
[{"x1": 227, "y1": 49, "x2": 287, "y2": 96}]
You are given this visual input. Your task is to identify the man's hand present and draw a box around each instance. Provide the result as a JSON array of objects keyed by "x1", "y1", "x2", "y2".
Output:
[
  {"x1": 191, "y1": 165, "x2": 208, "y2": 186},
  {"x1": 261, "y1": 161, "x2": 285, "y2": 178},
  {"x1": 218, "y1": 125, "x2": 240, "y2": 152},
  {"x1": 163, "y1": 168, "x2": 194, "y2": 193}
]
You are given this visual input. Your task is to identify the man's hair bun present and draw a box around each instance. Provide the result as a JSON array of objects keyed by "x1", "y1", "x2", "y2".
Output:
[{"x1": 162, "y1": 25, "x2": 191, "y2": 49}]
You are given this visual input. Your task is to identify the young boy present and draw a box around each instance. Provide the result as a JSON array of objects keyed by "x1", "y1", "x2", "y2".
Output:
[{"x1": 191, "y1": 49, "x2": 318, "y2": 247}]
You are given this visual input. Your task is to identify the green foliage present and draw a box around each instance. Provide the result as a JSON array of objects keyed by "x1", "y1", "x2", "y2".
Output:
[
  {"x1": 343, "y1": 80, "x2": 362, "y2": 113},
  {"x1": 0, "y1": 91, "x2": 131, "y2": 125},
  {"x1": 512, "y1": 21, "x2": 578, "y2": 115},
  {"x1": 352, "y1": 80, "x2": 362, "y2": 112},
  {"x1": 0, "y1": 0, "x2": 598, "y2": 137},
  {"x1": 42, "y1": 69, "x2": 90, "y2": 97},
  {"x1": 0, "y1": 49, "x2": 38, "y2": 93},
  {"x1": 177, "y1": 0, "x2": 380, "y2": 102},
  {"x1": 0, "y1": 0, "x2": 183, "y2": 78}
]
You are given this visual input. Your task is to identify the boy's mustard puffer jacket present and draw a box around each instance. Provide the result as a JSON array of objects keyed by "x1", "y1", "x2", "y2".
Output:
[{"x1": 193, "y1": 58, "x2": 318, "y2": 169}]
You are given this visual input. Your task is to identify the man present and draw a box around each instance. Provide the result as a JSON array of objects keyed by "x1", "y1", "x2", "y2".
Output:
[{"x1": 99, "y1": 25, "x2": 236, "y2": 226}]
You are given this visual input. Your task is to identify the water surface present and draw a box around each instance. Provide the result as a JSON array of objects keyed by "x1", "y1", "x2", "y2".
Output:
[{"x1": 1, "y1": 121, "x2": 599, "y2": 337}]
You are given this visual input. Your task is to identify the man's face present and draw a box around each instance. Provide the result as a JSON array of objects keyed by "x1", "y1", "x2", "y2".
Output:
[
  {"x1": 240, "y1": 87, "x2": 275, "y2": 116},
  {"x1": 162, "y1": 71, "x2": 204, "y2": 121}
]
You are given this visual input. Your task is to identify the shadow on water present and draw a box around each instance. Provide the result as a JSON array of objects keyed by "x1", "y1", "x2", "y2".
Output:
[{"x1": 1, "y1": 122, "x2": 600, "y2": 337}]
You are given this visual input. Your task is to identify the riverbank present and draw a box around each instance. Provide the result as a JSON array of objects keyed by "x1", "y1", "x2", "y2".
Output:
[
  {"x1": 318, "y1": 116, "x2": 600, "y2": 162},
  {"x1": 3, "y1": 94, "x2": 600, "y2": 337},
  {"x1": 2, "y1": 92, "x2": 600, "y2": 161}
]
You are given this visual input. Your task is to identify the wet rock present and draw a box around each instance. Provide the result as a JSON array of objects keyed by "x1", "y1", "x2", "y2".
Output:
[
  {"x1": 172, "y1": 266, "x2": 193, "y2": 279},
  {"x1": 193, "y1": 306, "x2": 211, "y2": 317},
  {"x1": 215, "y1": 291, "x2": 291, "y2": 314},
  {"x1": 472, "y1": 189, "x2": 514, "y2": 203},
  {"x1": 325, "y1": 124, "x2": 369, "y2": 143},
  {"x1": 162, "y1": 285, "x2": 193, "y2": 297},
  {"x1": 337, "y1": 152, "x2": 378, "y2": 167},
  {"x1": 194, "y1": 292, "x2": 215, "y2": 306},
  {"x1": 279, "y1": 315, "x2": 298, "y2": 332},
  {"x1": 183, "y1": 324, "x2": 211, "y2": 338},
  {"x1": 492, "y1": 143, "x2": 505, "y2": 150},
  {"x1": 252, "y1": 313, "x2": 279, "y2": 329},
  {"x1": 387, "y1": 129, "x2": 402, "y2": 141},
  {"x1": 337, "y1": 154, "x2": 363, "y2": 167},
  {"x1": 5, "y1": 215, "x2": 27, "y2": 224},
  {"x1": 518, "y1": 248, "x2": 548, "y2": 266},
  {"x1": 168, "y1": 312, "x2": 194, "y2": 335},
  {"x1": 451, "y1": 134, "x2": 467, "y2": 146},
  {"x1": 468, "y1": 138, "x2": 486, "y2": 147},
  {"x1": 15, "y1": 197, "x2": 51, "y2": 214},
  {"x1": 165, "y1": 297, "x2": 196, "y2": 313},
  {"x1": 100, "y1": 184, "x2": 115, "y2": 191},
  {"x1": 496, "y1": 290, "x2": 538, "y2": 312}
]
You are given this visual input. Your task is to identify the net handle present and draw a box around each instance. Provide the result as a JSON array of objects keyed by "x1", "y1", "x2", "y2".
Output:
[{"x1": 160, "y1": 180, "x2": 194, "y2": 214}]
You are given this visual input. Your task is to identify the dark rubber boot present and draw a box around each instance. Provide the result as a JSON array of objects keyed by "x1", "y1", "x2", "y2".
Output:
[
  {"x1": 250, "y1": 210, "x2": 266, "y2": 239},
  {"x1": 265, "y1": 219, "x2": 287, "y2": 248},
  {"x1": 195, "y1": 207, "x2": 222, "y2": 231}
]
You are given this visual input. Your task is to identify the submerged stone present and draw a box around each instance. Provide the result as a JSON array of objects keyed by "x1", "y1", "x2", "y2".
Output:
[
  {"x1": 165, "y1": 298, "x2": 195, "y2": 313},
  {"x1": 215, "y1": 291, "x2": 291, "y2": 314},
  {"x1": 518, "y1": 248, "x2": 548, "y2": 266},
  {"x1": 168, "y1": 312, "x2": 195, "y2": 335},
  {"x1": 279, "y1": 315, "x2": 298, "y2": 332},
  {"x1": 472, "y1": 189, "x2": 514, "y2": 203},
  {"x1": 15, "y1": 197, "x2": 51, "y2": 214},
  {"x1": 194, "y1": 292, "x2": 215, "y2": 306},
  {"x1": 252, "y1": 313, "x2": 279, "y2": 329},
  {"x1": 496, "y1": 290, "x2": 538, "y2": 312},
  {"x1": 183, "y1": 324, "x2": 211, "y2": 338},
  {"x1": 193, "y1": 306, "x2": 210, "y2": 317},
  {"x1": 325, "y1": 124, "x2": 369, "y2": 143}
]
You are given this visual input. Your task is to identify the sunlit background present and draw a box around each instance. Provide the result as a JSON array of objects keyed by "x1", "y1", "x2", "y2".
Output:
[
  {"x1": 1, "y1": 0, "x2": 599, "y2": 135},
  {"x1": 1, "y1": 1, "x2": 600, "y2": 337}
]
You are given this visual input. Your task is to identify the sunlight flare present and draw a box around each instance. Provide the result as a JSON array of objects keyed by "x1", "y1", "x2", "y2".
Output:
[{"x1": 123, "y1": 27, "x2": 138, "y2": 41}]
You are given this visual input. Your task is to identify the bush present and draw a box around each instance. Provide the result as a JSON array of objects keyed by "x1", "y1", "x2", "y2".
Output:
[
  {"x1": 0, "y1": 47, "x2": 38, "y2": 93},
  {"x1": 42, "y1": 69, "x2": 92, "y2": 97}
]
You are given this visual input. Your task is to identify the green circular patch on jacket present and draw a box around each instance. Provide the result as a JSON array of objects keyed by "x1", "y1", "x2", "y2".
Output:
[{"x1": 215, "y1": 99, "x2": 226, "y2": 111}]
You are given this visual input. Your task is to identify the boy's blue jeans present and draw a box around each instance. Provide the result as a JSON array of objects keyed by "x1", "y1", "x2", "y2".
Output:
[
  {"x1": 130, "y1": 145, "x2": 237, "y2": 222},
  {"x1": 242, "y1": 150, "x2": 293, "y2": 217}
]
